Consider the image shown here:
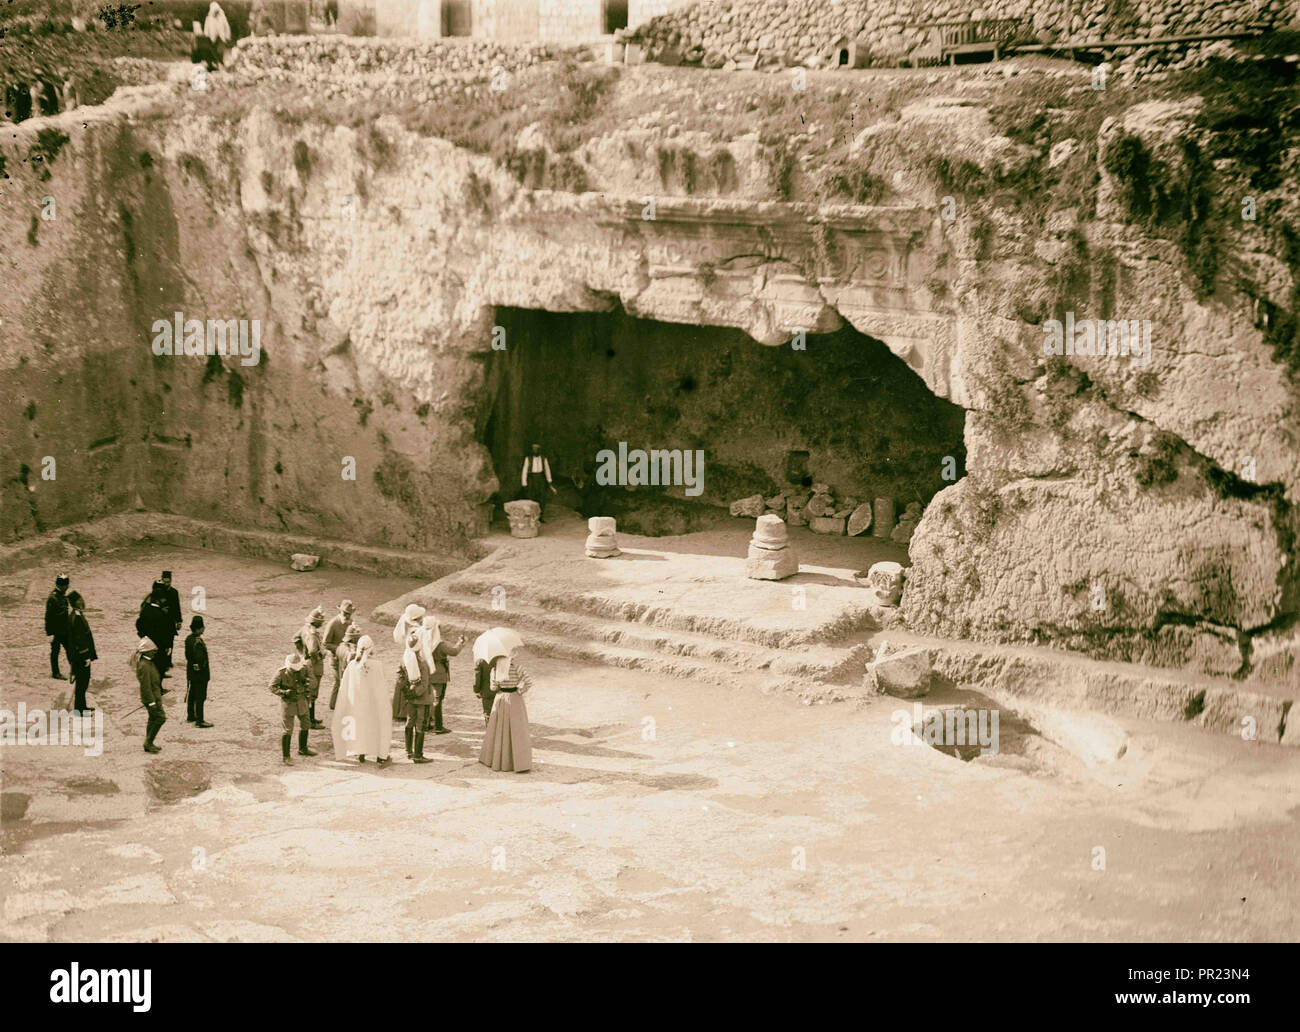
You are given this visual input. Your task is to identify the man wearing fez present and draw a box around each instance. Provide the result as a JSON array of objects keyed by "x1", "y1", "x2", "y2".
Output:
[
  {"x1": 322, "y1": 599, "x2": 356, "y2": 710},
  {"x1": 520, "y1": 442, "x2": 558, "y2": 520},
  {"x1": 295, "y1": 605, "x2": 328, "y2": 729},
  {"x1": 185, "y1": 615, "x2": 212, "y2": 728},
  {"x1": 44, "y1": 573, "x2": 71, "y2": 679}
]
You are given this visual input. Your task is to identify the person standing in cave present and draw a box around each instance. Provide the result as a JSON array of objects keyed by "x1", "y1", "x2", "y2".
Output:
[
  {"x1": 520, "y1": 442, "x2": 558, "y2": 520},
  {"x1": 44, "y1": 574, "x2": 71, "y2": 679}
]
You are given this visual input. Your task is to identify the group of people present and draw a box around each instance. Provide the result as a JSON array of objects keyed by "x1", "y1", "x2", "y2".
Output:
[{"x1": 44, "y1": 571, "x2": 534, "y2": 773}]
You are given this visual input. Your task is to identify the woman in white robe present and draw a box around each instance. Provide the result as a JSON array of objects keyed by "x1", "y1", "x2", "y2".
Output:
[
  {"x1": 331, "y1": 635, "x2": 391, "y2": 764},
  {"x1": 479, "y1": 647, "x2": 533, "y2": 773}
]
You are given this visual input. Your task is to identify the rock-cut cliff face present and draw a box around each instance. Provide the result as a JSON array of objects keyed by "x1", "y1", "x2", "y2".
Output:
[{"x1": 2, "y1": 60, "x2": 1297, "y2": 682}]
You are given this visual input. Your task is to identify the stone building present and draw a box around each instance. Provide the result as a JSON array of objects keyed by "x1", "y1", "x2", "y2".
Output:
[{"x1": 336, "y1": 0, "x2": 692, "y2": 40}]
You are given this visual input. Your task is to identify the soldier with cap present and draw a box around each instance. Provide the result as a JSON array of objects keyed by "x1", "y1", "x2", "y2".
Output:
[
  {"x1": 45, "y1": 573, "x2": 71, "y2": 679},
  {"x1": 270, "y1": 653, "x2": 317, "y2": 765},
  {"x1": 322, "y1": 598, "x2": 357, "y2": 710},
  {"x1": 335, "y1": 623, "x2": 362, "y2": 675},
  {"x1": 294, "y1": 605, "x2": 328, "y2": 729}
]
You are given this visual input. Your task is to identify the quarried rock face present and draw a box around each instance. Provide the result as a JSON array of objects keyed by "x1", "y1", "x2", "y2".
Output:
[{"x1": 3, "y1": 72, "x2": 1296, "y2": 680}]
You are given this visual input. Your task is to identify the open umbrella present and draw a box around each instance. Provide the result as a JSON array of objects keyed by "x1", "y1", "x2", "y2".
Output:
[{"x1": 473, "y1": 627, "x2": 524, "y2": 665}]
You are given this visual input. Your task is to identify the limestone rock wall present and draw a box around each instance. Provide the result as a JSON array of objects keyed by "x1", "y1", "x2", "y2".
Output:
[
  {"x1": 2, "y1": 70, "x2": 1296, "y2": 677},
  {"x1": 632, "y1": 0, "x2": 1299, "y2": 66}
]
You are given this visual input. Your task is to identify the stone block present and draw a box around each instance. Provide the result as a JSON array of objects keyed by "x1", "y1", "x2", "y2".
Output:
[
  {"x1": 865, "y1": 646, "x2": 932, "y2": 698},
  {"x1": 290, "y1": 553, "x2": 320, "y2": 572},
  {"x1": 872, "y1": 496, "x2": 895, "y2": 538},
  {"x1": 809, "y1": 516, "x2": 846, "y2": 535},
  {"x1": 746, "y1": 549, "x2": 799, "y2": 580}
]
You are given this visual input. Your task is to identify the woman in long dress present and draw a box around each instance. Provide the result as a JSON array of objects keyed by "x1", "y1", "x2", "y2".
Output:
[
  {"x1": 479, "y1": 647, "x2": 533, "y2": 773},
  {"x1": 331, "y1": 635, "x2": 390, "y2": 764},
  {"x1": 391, "y1": 603, "x2": 425, "y2": 721}
]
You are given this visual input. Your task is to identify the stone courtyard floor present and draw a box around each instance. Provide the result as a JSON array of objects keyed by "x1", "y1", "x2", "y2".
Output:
[{"x1": 2, "y1": 544, "x2": 1299, "y2": 942}]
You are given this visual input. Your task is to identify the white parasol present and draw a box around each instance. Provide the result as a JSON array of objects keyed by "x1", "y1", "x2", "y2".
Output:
[{"x1": 473, "y1": 627, "x2": 525, "y2": 665}]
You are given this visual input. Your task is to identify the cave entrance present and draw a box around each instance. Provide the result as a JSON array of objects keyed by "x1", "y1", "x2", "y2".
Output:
[
  {"x1": 478, "y1": 306, "x2": 966, "y2": 544},
  {"x1": 602, "y1": 1, "x2": 629, "y2": 34}
]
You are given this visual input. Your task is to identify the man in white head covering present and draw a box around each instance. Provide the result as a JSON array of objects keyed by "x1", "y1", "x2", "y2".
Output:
[
  {"x1": 132, "y1": 637, "x2": 167, "y2": 754},
  {"x1": 391, "y1": 603, "x2": 425, "y2": 721},
  {"x1": 332, "y1": 634, "x2": 391, "y2": 764},
  {"x1": 397, "y1": 628, "x2": 434, "y2": 763},
  {"x1": 204, "y1": 2, "x2": 232, "y2": 43},
  {"x1": 270, "y1": 653, "x2": 316, "y2": 765}
]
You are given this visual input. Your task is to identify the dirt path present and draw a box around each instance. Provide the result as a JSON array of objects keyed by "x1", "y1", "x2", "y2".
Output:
[{"x1": 2, "y1": 546, "x2": 1298, "y2": 941}]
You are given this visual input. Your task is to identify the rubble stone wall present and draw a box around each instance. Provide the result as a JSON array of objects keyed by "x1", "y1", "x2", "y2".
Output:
[{"x1": 632, "y1": 0, "x2": 1300, "y2": 66}]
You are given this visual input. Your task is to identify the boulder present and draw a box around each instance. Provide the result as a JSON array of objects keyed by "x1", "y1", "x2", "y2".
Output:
[
  {"x1": 806, "y1": 492, "x2": 837, "y2": 517},
  {"x1": 809, "y1": 516, "x2": 846, "y2": 535},
  {"x1": 847, "y1": 502, "x2": 874, "y2": 536},
  {"x1": 764, "y1": 494, "x2": 787, "y2": 513},
  {"x1": 786, "y1": 508, "x2": 808, "y2": 527},
  {"x1": 891, "y1": 520, "x2": 918, "y2": 544},
  {"x1": 865, "y1": 645, "x2": 933, "y2": 698},
  {"x1": 730, "y1": 494, "x2": 765, "y2": 518},
  {"x1": 290, "y1": 553, "x2": 320, "y2": 572}
]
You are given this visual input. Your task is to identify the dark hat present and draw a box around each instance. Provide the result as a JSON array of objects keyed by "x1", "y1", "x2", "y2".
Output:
[
  {"x1": 191, "y1": 615, "x2": 204, "y2": 631},
  {"x1": 161, "y1": 570, "x2": 172, "y2": 579}
]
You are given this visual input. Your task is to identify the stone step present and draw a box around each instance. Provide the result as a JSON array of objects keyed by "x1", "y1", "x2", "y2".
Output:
[
  {"x1": 430, "y1": 591, "x2": 863, "y2": 687},
  {"x1": 430, "y1": 605, "x2": 849, "y2": 699},
  {"x1": 432, "y1": 570, "x2": 878, "y2": 649}
]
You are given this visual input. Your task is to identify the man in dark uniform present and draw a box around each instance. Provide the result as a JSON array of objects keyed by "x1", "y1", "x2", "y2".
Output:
[
  {"x1": 136, "y1": 581, "x2": 177, "y2": 681},
  {"x1": 185, "y1": 615, "x2": 212, "y2": 728},
  {"x1": 44, "y1": 574, "x2": 70, "y2": 679},
  {"x1": 66, "y1": 591, "x2": 96, "y2": 715},
  {"x1": 159, "y1": 571, "x2": 183, "y2": 676},
  {"x1": 322, "y1": 599, "x2": 355, "y2": 710},
  {"x1": 270, "y1": 653, "x2": 317, "y2": 765}
]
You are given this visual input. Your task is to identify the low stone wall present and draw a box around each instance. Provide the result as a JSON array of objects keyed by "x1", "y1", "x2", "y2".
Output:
[{"x1": 631, "y1": 0, "x2": 1299, "y2": 67}]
